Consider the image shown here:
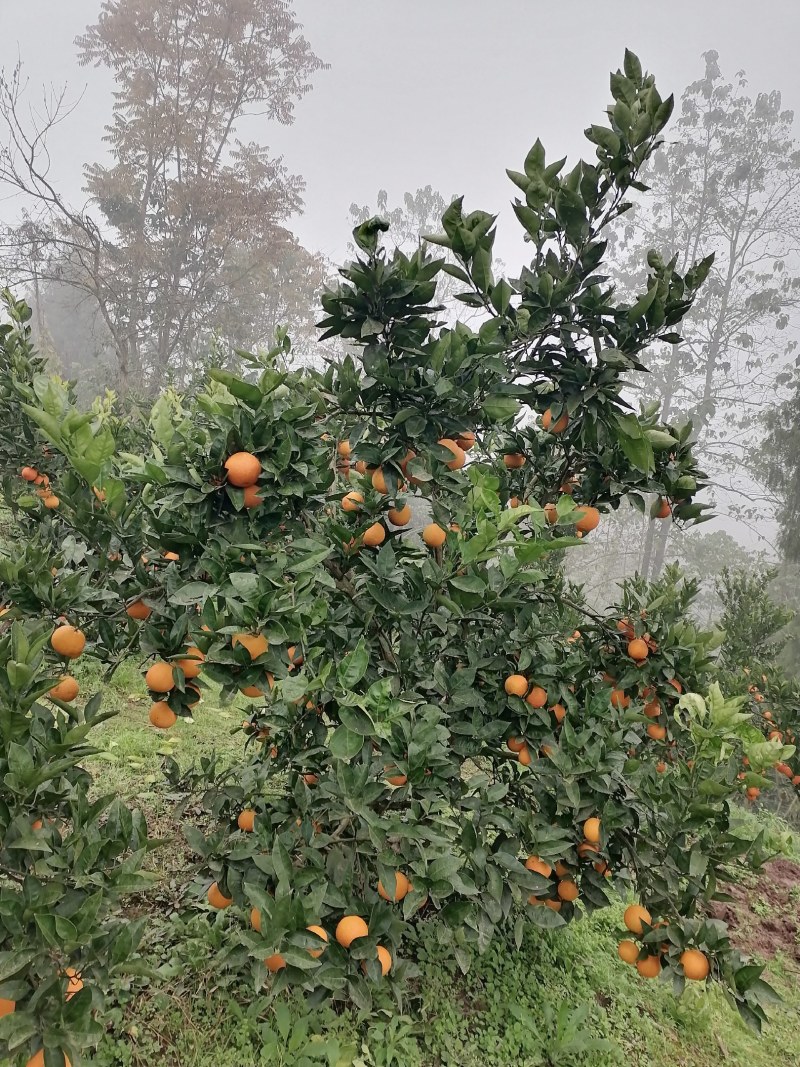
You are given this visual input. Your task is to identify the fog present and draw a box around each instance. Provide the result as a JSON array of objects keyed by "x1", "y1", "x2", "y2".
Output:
[{"x1": 2, "y1": 0, "x2": 800, "y2": 615}]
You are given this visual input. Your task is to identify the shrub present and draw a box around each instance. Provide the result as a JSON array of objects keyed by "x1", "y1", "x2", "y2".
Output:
[{"x1": 0, "y1": 52, "x2": 794, "y2": 1060}]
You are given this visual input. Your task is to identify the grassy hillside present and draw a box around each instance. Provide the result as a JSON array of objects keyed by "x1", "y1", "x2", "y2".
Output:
[{"x1": 76, "y1": 661, "x2": 800, "y2": 1067}]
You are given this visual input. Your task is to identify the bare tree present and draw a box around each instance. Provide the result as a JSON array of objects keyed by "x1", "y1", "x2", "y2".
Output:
[
  {"x1": 0, "y1": 0, "x2": 325, "y2": 391},
  {"x1": 611, "y1": 51, "x2": 800, "y2": 578}
]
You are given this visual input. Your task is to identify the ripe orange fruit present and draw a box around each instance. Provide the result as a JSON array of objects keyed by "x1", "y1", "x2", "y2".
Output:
[
  {"x1": 145, "y1": 661, "x2": 175, "y2": 692},
  {"x1": 575, "y1": 506, "x2": 600, "y2": 533},
  {"x1": 306, "y1": 925, "x2": 329, "y2": 958},
  {"x1": 668, "y1": 678, "x2": 682, "y2": 694},
  {"x1": 65, "y1": 967, "x2": 83, "y2": 1000},
  {"x1": 526, "y1": 686, "x2": 548, "y2": 708},
  {"x1": 378, "y1": 872, "x2": 410, "y2": 902},
  {"x1": 363, "y1": 522, "x2": 386, "y2": 547},
  {"x1": 557, "y1": 879, "x2": 579, "y2": 901},
  {"x1": 551, "y1": 703, "x2": 566, "y2": 723},
  {"x1": 627, "y1": 638, "x2": 649, "y2": 661},
  {"x1": 177, "y1": 647, "x2": 204, "y2": 678},
  {"x1": 126, "y1": 599, "x2": 152, "y2": 620},
  {"x1": 207, "y1": 882, "x2": 233, "y2": 909},
  {"x1": 42, "y1": 494, "x2": 60, "y2": 509},
  {"x1": 237, "y1": 810, "x2": 256, "y2": 832},
  {"x1": 525, "y1": 855, "x2": 552, "y2": 877},
  {"x1": 388, "y1": 504, "x2": 411, "y2": 526},
  {"x1": 544, "y1": 899, "x2": 562, "y2": 911},
  {"x1": 583, "y1": 817, "x2": 601, "y2": 843},
  {"x1": 518, "y1": 744, "x2": 532, "y2": 766},
  {"x1": 544, "y1": 502, "x2": 558, "y2": 524},
  {"x1": 51, "y1": 625, "x2": 86, "y2": 659},
  {"x1": 680, "y1": 948, "x2": 710, "y2": 981},
  {"x1": 745, "y1": 786, "x2": 760, "y2": 801},
  {"x1": 655, "y1": 498, "x2": 671, "y2": 519},
  {"x1": 636, "y1": 955, "x2": 661, "y2": 978},
  {"x1": 335, "y1": 915, "x2": 369, "y2": 948},
  {"x1": 643, "y1": 699, "x2": 661, "y2": 718},
  {"x1": 149, "y1": 702, "x2": 177, "y2": 729},
  {"x1": 376, "y1": 945, "x2": 392, "y2": 975},
  {"x1": 618, "y1": 940, "x2": 639, "y2": 965},
  {"x1": 27, "y1": 1052, "x2": 71, "y2": 1067},
  {"x1": 250, "y1": 907, "x2": 262, "y2": 932},
  {"x1": 303, "y1": 773, "x2": 319, "y2": 786},
  {"x1": 437, "y1": 438, "x2": 466, "y2": 470},
  {"x1": 0, "y1": 997, "x2": 14, "y2": 1016},
  {"x1": 20, "y1": 466, "x2": 37, "y2": 481},
  {"x1": 624, "y1": 904, "x2": 651, "y2": 934},
  {"x1": 507, "y1": 736, "x2": 526, "y2": 752},
  {"x1": 456, "y1": 431, "x2": 476, "y2": 451},
  {"x1": 49, "y1": 676, "x2": 79, "y2": 702},
  {"x1": 240, "y1": 685, "x2": 264, "y2": 698},
  {"x1": 342, "y1": 491, "x2": 364, "y2": 512},
  {"x1": 232, "y1": 632, "x2": 269, "y2": 660},
  {"x1": 265, "y1": 953, "x2": 286, "y2": 972},
  {"x1": 656, "y1": 761, "x2": 667, "y2": 773},
  {"x1": 224, "y1": 451, "x2": 261, "y2": 487},
  {"x1": 504, "y1": 674, "x2": 528, "y2": 697},
  {"x1": 385, "y1": 766, "x2": 408, "y2": 786},
  {"x1": 242, "y1": 484, "x2": 264, "y2": 508},
  {"x1": 371, "y1": 467, "x2": 389, "y2": 493},
  {"x1": 163, "y1": 550, "x2": 180, "y2": 561},
  {"x1": 422, "y1": 523, "x2": 447, "y2": 548},
  {"x1": 647, "y1": 723, "x2": 667, "y2": 741},
  {"x1": 577, "y1": 840, "x2": 599, "y2": 859},
  {"x1": 503, "y1": 452, "x2": 525, "y2": 468},
  {"x1": 542, "y1": 408, "x2": 569, "y2": 434},
  {"x1": 509, "y1": 496, "x2": 521, "y2": 508},
  {"x1": 554, "y1": 860, "x2": 570, "y2": 878},
  {"x1": 337, "y1": 440, "x2": 351, "y2": 459}
]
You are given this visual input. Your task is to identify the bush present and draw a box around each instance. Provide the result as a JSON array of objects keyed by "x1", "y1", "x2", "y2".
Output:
[{"x1": 0, "y1": 51, "x2": 795, "y2": 1062}]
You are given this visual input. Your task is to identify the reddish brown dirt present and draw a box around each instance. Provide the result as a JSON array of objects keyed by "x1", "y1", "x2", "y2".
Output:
[{"x1": 709, "y1": 858, "x2": 800, "y2": 964}]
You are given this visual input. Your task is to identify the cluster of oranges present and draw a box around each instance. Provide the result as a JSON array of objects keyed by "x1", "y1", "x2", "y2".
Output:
[
  {"x1": 207, "y1": 880, "x2": 392, "y2": 977},
  {"x1": 1, "y1": 960, "x2": 82, "y2": 1066},
  {"x1": 618, "y1": 904, "x2": 710, "y2": 981},
  {"x1": 336, "y1": 435, "x2": 474, "y2": 552},
  {"x1": 523, "y1": 818, "x2": 606, "y2": 909},
  {"x1": 20, "y1": 464, "x2": 59, "y2": 510}
]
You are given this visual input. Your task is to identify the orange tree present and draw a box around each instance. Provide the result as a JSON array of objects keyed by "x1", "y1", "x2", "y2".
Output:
[{"x1": 0, "y1": 52, "x2": 794, "y2": 1060}]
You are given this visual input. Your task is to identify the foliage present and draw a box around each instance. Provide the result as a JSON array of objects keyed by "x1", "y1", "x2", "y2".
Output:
[
  {"x1": 0, "y1": 51, "x2": 797, "y2": 1063},
  {"x1": 0, "y1": 620, "x2": 152, "y2": 1067}
]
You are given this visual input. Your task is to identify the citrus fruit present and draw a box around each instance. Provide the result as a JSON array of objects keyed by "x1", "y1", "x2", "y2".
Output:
[
  {"x1": 49, "y1": 676, "x2": 79, "y2": 701},
  {"x1": 149, "y1": 702, "x2": 177, "y2": 729},
  {"x1": 335, "y1": 915, "x2": 369, "y2": 948},
  {"x1": 145, "y1": 661, "x2": 175, "y2": 692},
  {"x1": 51, "y1": 625, "x2": 86, "y2": 659},
  {"x1": 207, "y1": 882, "x2": 233, "y2": 909},
  {"x1": 224, "y1": 451, "x2": 261, "y2": 487},
  {"x1": 624, "y1": 904, "x2": 651, "y2": 934}
]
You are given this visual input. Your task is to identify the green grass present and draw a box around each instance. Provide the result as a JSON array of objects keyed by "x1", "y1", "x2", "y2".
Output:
[{"x1": 74, "y1": 669, "x2": 800, "y2": 1067}]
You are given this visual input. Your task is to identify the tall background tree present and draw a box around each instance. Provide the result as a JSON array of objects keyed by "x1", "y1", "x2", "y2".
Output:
[
  {"x1": 605, "y1": 50, "x2": 800, "y2": 582},
  {"x1": 0, "y1": 0, "x2": 325, "y2": 392}
]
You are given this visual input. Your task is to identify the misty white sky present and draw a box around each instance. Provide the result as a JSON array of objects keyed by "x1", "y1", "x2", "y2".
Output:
[
  {"x1": 1, "y1": 0, "x2": 796, "y2": 556},
  {"x1": 2, "y1": 0, "x2": 800, "y2": 270}
]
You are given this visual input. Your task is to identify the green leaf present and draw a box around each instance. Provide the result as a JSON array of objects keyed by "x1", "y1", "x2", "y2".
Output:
[
  {"x1": 338, "y1": 705, "x2": 375, "y2": 735},
  {"x1": 329, "y1": 727, "x2": 364, "y2": 760},
  {"x1": 627, "y1": 285, "x2": 658, "y2": 323},
  {"x1": 482, "y1": 395, "x2": 520, "y2": 423},
  {"x1": 337, "y1": 638, "x2": 369, "y2": 689},
  {"x1": 524, "y1": 139, "x2": 546, "y2": 177}
]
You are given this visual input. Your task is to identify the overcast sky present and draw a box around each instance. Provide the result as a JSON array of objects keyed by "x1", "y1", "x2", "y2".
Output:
[{"x1": 2, "y1": 0, "x2": 799, "y2": 271}]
